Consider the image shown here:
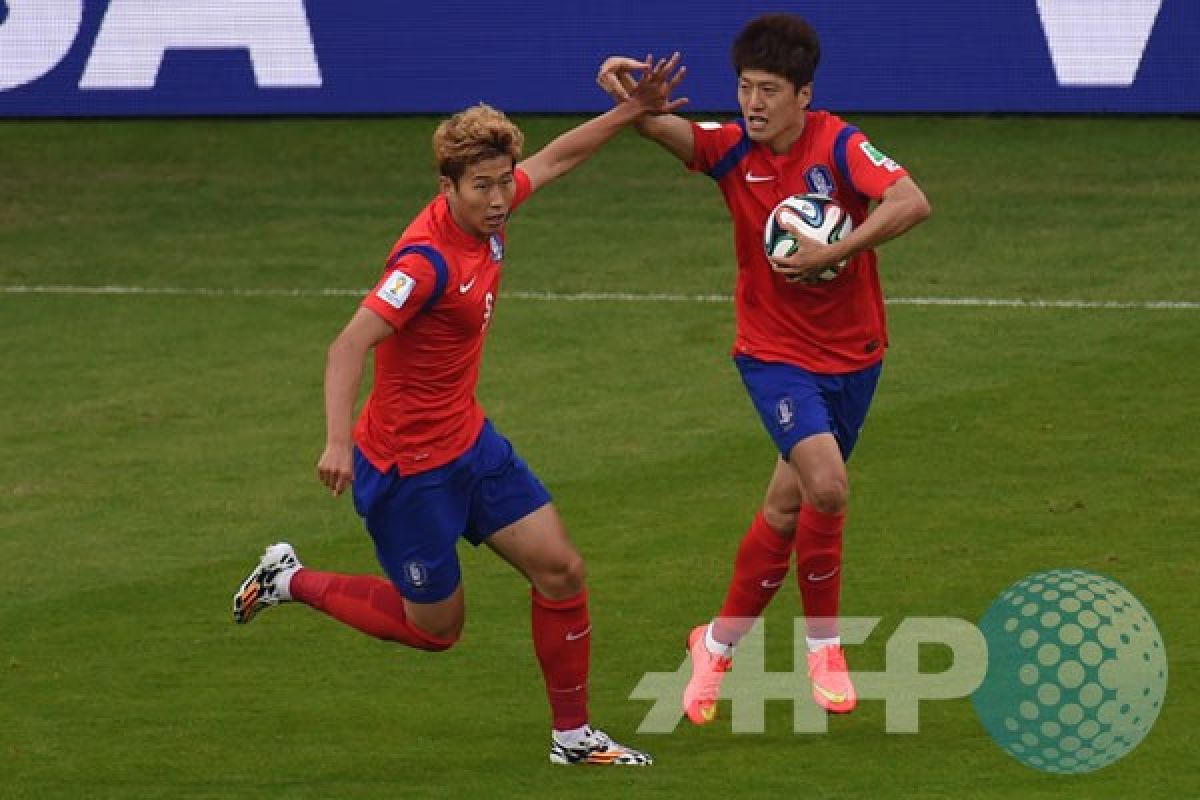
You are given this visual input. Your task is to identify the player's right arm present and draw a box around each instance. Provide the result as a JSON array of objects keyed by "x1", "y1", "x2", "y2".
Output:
[
  {"x1": 318, "y1": 307, "x2": 393, "y2": 496},
  {"x1": 317, "y1": 254, "x2": 438, "y2": 495},
  {"x1": 596, "y1": 55, "x2": 695, "y2": 164}
]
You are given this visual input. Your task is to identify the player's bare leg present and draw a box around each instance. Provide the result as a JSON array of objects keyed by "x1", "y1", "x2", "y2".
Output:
[
  {"x1": 488, "y1": 504, "x2": 652, "y2": 765},
  {"x1": 684, "y1": 458, "x2": 803, "y2": 724},
  {"x1": 789, "y1": 432, "x2": 857, "y2": 713}
]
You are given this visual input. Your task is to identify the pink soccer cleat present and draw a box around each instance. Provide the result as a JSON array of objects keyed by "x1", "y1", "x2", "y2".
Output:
[
  {"x1": 807, "y1": 644, "x2": 857, "y2": 714},
  {"x1": 682, "y1": 624, "x2": 733, "y2": 725}
]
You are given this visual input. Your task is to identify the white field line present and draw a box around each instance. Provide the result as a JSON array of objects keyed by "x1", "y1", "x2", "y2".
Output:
[{"x1": 1, "y1": 284, "x2": 1198, "y2": 310}]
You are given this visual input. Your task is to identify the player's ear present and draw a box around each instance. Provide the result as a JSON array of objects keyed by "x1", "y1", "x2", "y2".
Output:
[
  {"x1": 796, "y1": 83, "x2": 813, "y2": 108},
  {"x1": 438, "y1": 174, "x2": 455, "y2": 196}
]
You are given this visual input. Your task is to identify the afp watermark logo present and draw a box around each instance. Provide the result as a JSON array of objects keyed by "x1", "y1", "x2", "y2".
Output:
[
  {"x1": 631, "y1": 616, "x2": 986, "y2": 734},
  {"x1": 630, "y1": 569, "x2": 1166, "y2": 774},
  {"x1": 973, "y1": 569, "x2": 1167, "y2": 774}
]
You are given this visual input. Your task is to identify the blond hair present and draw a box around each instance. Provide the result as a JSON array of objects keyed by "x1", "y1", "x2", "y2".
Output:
[{"x1": 433, "y1": 103, "x2": 524, "y2": 183}]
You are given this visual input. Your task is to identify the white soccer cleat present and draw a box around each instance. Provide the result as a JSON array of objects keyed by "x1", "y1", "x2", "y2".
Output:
[
  {"x1": 549, "y1": 727, "x2": 653, "y2": 766},
  {"x1": 232, "y1": 542, "x2": 302, "y2": 624}
]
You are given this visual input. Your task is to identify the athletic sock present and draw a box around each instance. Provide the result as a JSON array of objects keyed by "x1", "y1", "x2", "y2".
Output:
[
  {"x1": 711, "y1": 512, "x2": 793, "y2": 646},
  {"x1": 552, "y1": 723, "x2": 592, "y2": 746},
  {"x1": 806, "y1": 635, "x2": 842, "y2": 653},
  {"x1": 532, "y1": 588, "x2": 591, "y2": 731},
  {"x1": 289, "y1": 568, "x2": 455, "y2": 651},
  {"x1": 794, "y1": 505, "x2": 846, "y2": 642}
]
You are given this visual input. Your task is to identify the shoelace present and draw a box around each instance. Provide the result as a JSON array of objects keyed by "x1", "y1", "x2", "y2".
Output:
[
  {"x1": 809, "y1": 646, "x2": 847, "y2": 677},
  {"x1": 697, "y1": 654, "x2": 733, "y2": 702}
]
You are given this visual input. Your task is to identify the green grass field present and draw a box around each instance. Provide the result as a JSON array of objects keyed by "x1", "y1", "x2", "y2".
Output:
[{"x1": 1, "y1": 116, "x2": 1197, "y2": 799}]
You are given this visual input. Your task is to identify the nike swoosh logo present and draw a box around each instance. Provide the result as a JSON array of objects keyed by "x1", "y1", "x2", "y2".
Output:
[
  {"x1": 812, "y1": 683, "x2": 847, "y2": 704},
  {"x1": 807, "y1": 567, "x2": 840, "y2": 583},
  {"x1": 745, "y1": 172, "x2": 775, "y2": 183},
  {"x1": 565, "y1": 626, "x2": 591, "y2": 641},
  {"x1": 760, "y1": 578, "x2": 785, "y2": 589},
  {"x1": 459, "y1": 277, "x2": 477, "y2": 293}
]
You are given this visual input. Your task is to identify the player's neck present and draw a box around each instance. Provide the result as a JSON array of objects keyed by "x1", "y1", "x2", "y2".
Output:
[
  {"x1": 765, "y1": 110, "x2": 807, "y2": 155},
  {"x1": 445, "y1": 200, "x2": 488, "y2": 242}
]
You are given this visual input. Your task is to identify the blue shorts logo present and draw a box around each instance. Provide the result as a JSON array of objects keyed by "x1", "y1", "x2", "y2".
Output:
[
  {"x1": 776, "y1": 397, "x2": 796, "y2": 432},
  {"x1": 404, "y1": 560, "x2": 429, "y2": 589},
  {"x1": 805, "y1": 165, "x2": 835, "y2": 196}
]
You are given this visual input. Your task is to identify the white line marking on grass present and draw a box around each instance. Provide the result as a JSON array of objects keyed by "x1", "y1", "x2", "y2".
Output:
[{"x1": 2, "y1": 284, "x2": 1198, "y2": 310}]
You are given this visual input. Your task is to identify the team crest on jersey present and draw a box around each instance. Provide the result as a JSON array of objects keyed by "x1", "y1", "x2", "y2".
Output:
[
  {"x1": 805, "y1": 165, "x2": 835, "y2": 196},
  {"x1": 376, "y1": 270, "x2": 416, "y2": 309},
  {"x1": 489, "y1": 234, "x2": 504, "y2": 262}
]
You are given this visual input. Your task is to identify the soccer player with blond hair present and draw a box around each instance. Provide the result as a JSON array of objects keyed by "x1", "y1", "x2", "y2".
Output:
[{"x1": 232, "y1": 56, "x2": 685, "y2": 765}]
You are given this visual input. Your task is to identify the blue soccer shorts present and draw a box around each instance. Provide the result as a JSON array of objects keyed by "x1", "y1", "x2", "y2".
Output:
[
  {"x1": 351, "y1": 419, "x2": 552, "y2": 604},
  {"x1": 734, "y1": 355, "x2": 883, "y2": 462}
]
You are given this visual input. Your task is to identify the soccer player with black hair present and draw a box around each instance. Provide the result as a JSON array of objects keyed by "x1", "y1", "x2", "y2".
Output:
[{"x1": 598, "y1": 14, "x2": 931, "y2": 723}]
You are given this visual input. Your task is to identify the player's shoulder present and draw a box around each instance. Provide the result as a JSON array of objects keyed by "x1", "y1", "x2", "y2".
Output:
[
  {"x1": 807, "y1": 110, "x2": 860, "y2": 143},
  {"x1": 693, "y1": 117, "x2": 746, "y2": 140},
  {"x1": 384, "y1": 238, "x2": 453, "y2": 287}
]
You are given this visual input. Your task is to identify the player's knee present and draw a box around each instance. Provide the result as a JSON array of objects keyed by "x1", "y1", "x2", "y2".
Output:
[
  {"x1": 806, "y1": 477, "x2": 848, "y2": 515},
  {"x1": 535, "y1": 552, "x2": 586, "y2": 600},
  {"x1": 408, "y1": 619, "x2": 462, "y2": 651},
  {"x1": 762, "y1": 506, "x2": 798, "y2": 535}
]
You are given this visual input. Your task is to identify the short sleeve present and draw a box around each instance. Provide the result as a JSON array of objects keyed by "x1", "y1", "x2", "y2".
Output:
[
  {"x1": 839, "y1": 131, "x2": 909, "y2": 201},
  {"x1": 687, "y1": 120, "x2": 746, "y2": 175},
  {"x1": 361, "y1": 253, "x2": 440, "y2": 332},
  {"x1": 511, "y1": 167, "x2": 535, "y2": 213}
]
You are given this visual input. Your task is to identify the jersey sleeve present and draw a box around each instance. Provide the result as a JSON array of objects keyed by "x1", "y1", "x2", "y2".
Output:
[
  {"x1": 511, "y1": 166, "x2": 535, "y2": 213},
  {"x1": 361, "y1": 253, "x2": 440, "y2": 332},
  {"x1": 838, "y1": 130, "x2": 909, "y2": 201},
  {"x1": 687, "y1": 121, "x2": 746, "y2": 175}
]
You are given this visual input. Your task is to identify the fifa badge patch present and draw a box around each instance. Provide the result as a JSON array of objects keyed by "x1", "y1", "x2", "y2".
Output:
[
  {"x1": 805, "y1": 165, "x2": 835, "y2": 196},
  {"x1": 860, "y1": 141, "x2": 902, "y2": 172},
  {"x1": 376, "y1": 270, "x2": 416, "y2": 309}
]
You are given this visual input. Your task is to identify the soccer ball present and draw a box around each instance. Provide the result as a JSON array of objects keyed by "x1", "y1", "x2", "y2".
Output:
[{"x1": 763, "y1": 193, "x2": 853, "y2": 282}]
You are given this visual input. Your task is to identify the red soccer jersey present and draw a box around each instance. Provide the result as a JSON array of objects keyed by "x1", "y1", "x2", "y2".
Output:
[
  {"x1": 354, "y1": 168, "x2": 534, "y2": 475},
  {"x1": 688, "y1": 110, "x2": 908, "y2": 373}
]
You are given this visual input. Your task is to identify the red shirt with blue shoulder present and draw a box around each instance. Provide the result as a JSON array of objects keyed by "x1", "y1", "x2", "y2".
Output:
[
  {"x1": 689, "y1": 110, "x2": 909, "y2": 373},
  {"x1": 354, "y1": 168, "x2": 534, "y2": 475}
]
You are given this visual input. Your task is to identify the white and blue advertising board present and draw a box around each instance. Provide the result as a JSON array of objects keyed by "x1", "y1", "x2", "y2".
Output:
[{"x1": 0, "y1": 1, "x2": 1195, "y2": 116}]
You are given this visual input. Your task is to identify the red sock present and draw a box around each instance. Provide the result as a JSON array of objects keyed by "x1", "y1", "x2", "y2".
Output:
[
  {"x1": 794, "y1": 506, "x2": 845, "y2": 641},
  {"x1": 531, "y1": 588, "x2": 590, "y2": 731},
  {"x1": 290, "y1": 569, "x2": 456, "y2": 651},
  {"x1": 712, "y1": 512, "x2": 793, "y2": 646}
]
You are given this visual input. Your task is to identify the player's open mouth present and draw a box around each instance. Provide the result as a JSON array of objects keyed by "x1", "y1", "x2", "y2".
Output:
[
  {"x1": 746, "y1": 115, "x2": 768, "y2": 131},
  {"x1": 484, "y1": 213, "x2": 506, "y2": 226}
]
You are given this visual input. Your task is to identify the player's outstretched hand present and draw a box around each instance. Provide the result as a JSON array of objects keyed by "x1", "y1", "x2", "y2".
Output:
[
  {"x1": 317, "y1": 444, "x2": 354, "y2": 497},
  {"x1": 598, "y1": 53, "x2": 688, "y2": 114},
  {"x1": 596, "y1": 55, "x2": 644, "y2": 102}
]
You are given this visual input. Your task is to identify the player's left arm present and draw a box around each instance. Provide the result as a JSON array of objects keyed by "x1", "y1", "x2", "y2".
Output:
[
  {"x1": 772, "y1": 176, "x2": 932, "y2": 280},
  {"x1": 832, "y1": 176, "x2": 932, "y2": 263},
  {"x1": 519, "y1": 53, "x2": 687, "y2": 192}
]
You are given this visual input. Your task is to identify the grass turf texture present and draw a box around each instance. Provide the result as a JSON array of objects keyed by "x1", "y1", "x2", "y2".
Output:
[{"x1": 1, "y1": 116, "x2": 1197, "y2": 799}]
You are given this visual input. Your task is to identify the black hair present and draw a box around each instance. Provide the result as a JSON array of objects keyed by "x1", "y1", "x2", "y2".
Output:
[{"x1": 732, "y1": 13, "x2": 821, "y2": 90}]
